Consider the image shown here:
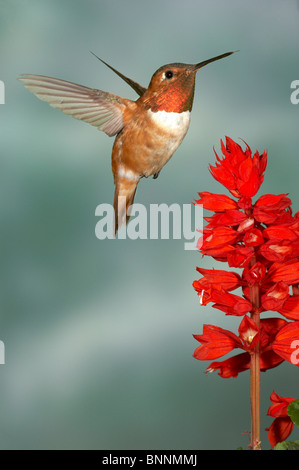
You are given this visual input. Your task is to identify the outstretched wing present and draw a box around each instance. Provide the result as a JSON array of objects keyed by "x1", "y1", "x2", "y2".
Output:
[{"x1": 18, "y1": 74, "x2": 130, "y2": 136}]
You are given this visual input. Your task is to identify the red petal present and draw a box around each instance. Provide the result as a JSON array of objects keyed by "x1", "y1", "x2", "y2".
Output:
[
  {"x1": 259, "y1": 240, "x2": 295, "y2": 263},
  {"x1": 196, "y1": 192, "x2": 237, "y2": 212},
  {"x1": 254, "y1": 194, "x2": 291, "y2": 210},
  {"x1": 195, "y1": 267, "x2": 242, "y2": 291},
  {"x1": 243, "y1": 261, "x2": 266, "y2": 286},
  {"x1": 261, "y1": 282, "x2": 289, "y2": 311},
  {"x1": 267, "y1": 261, "x2": 299, "y2": 285},
  {"x1": 227, "y1": 246, "x2": 254, "y2": 268},
  {"x1": 200, "y1": 227, "x2": 239, "y2": 250},
  {"x1": 278, "y1": 295, "x2": 299, "y2": 320},
  {"x1": 267, "y1": 417, "x2": 294, "y2": 449},
  {"x1": 193, "y1": 324, "x2": 241, "y2": 360},
  {"x1": 238, "y1": 315, "x2": 260, "y2": 350},
  {"x1": 263, "y1": 225, "x2": 298, "y2": 241},
  {"x1": 204, "y1": 209, "x2": 246, "y2": 228},
  {"x1": 207, "y1": 352, "x2": 250, "y2": 378},
  {"x1": 244, "y1": 228, "x2": 264, "y2": 247},
  {"x1": 259, "y1": 350, "x2": 285, "y2": 371}
]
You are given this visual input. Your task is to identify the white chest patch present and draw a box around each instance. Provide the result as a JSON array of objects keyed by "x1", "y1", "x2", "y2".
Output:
[
  {"x1": 149, "y1": 109, "x2": 191, "y2": 134},
  {"x1": 140, "y1": 109, "x2": 191, "y2": 177}
]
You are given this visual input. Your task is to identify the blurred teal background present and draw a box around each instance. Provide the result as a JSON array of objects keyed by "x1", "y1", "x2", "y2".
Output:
[{"x1": 1, "y1": 0, "x2": 299, "y2": 450}]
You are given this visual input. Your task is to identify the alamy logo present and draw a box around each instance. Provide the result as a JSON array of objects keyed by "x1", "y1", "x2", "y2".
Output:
[
  {"x1": 95, "y1": 199, "x2": 203, "y2": 250},
  {"x1": 290, "y1": 80, "x2": 299, "y2": 104},
  {"x1": 291, "y1": 340, "x2": 299, "y2": 365},
  {"x1": 0, "y1": 341, "x2": 5, "y2": 365},
  {"x1": 0, "y1": 80, "x2": 4, "y2": 104}
]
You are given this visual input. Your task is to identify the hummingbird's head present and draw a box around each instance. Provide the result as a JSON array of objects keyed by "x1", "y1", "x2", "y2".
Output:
[{"x1": 143, "y1": 51, "x2": 236, "y2": 113}]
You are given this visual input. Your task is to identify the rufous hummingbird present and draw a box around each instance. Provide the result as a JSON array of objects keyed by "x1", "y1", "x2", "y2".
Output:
[{"x1": 19, "y1": 51, "x2": 235, "y2": 233}]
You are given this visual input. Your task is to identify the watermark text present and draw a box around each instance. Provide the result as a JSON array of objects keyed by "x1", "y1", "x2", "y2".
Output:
[
  {"x1": 291, "y1": 340, "x2": 299, "y2": 365},
  {"x1": 0, "y1": 340, "x2": 5, "y2": 364},
  {"x1": 95, "y1": 199, "x2": 203, "y2": 250},
  {"x1": 0, "y1": 80, "x2": 5, "y2": 104},
  {"x1": 290, "y1": 80, "x2": 299, "y2": 104}
]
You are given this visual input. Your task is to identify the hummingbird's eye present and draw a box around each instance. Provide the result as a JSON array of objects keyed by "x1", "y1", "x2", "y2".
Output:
[{"x1": 164, "y1": 70, "x2": 174, "y2": 79}]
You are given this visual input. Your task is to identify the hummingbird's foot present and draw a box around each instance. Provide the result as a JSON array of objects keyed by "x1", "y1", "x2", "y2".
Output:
[{"x1": 153, "y1": 172, "x2": 160, "y2": 179}]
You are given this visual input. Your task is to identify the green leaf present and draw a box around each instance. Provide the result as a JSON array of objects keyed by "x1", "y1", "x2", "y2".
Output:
[
  {"x1": 288, "y1": 399, "x2": 299, "y2": 427},
  {"x1": 273, "y1": 440, "x2": 299, "y2": 450}
]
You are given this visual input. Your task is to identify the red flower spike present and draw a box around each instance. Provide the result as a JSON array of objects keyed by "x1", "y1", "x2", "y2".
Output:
[
  {"x1": 266, "y1": 391, "x2": 296, "y2": 448},
  {"x1": 193, "y1": 138, "x2": 299, "y2": 450}
]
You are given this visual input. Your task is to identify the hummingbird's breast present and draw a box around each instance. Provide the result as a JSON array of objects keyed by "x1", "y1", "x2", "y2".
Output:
[{"x1": 112, "y1": 108, "x2": 191, "y2": 180}]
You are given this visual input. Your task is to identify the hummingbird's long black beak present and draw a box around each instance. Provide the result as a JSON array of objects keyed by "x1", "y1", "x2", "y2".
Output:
[{"x1": 192, "y1": 51, "x2": 237, "y2": 71}]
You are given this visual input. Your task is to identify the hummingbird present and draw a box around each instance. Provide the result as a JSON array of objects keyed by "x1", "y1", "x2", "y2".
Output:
[{"x1": 19, "y1": 51, "x2": 235, "y2": 233}]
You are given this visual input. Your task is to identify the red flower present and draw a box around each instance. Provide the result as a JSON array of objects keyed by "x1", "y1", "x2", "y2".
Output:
[
  {"x1": 193, "y1": 283, "x2": 252, "y2": 316},
  {"x1": 199, "y1": 226, "x2": 239, "y2": 251},
  {"x1": 260, "y1": 239, "x2": 299, "y2": 263},
  {"x1": 196, "y1": 192, "x2": 238, "y2": 212},
  {"x1": 204, "y1": 209, "x2": 247, "y2": 229},
  {"x1": 266, "y1": 391, "x2": 296, "y2": 448},
  {"x1": 261, "y1": 282, "x2": 289, "y2": 311},
  {"x1": 193, "y1": 325, "x2": 241, "y2": 360},
  {"x1": 278, "y1": 295, "x2": 299, "y2": 320},
  {"x1": 208, "y1": 350, "x2": 284, "y2": 379},
  {"x1": 193, "y1": 316, "x2": 258, "y2": 361},
  {"x1": 209, "y1": 137, "x2": 267, "y2": 198},
  {"x1": 242, "y1": 261, "x2": 266, "y2": 286},
  {"x1": 207, "y1": 353, "x2": 250, "y2": 378},
  {"x1": 253, "y1": 194, "x2": 292, "y2": 225},
  {"x1": 227, "y1": 246, "x2": 254, "y2": 268},
  {"x1": 266, "y1": 260, "x2": 299, "y2": 285},
  {"x1": 243, "y1": 228, "x2": 264, "y2": 247},
  {"x1": 194, "y1": 317, "x2": 287, "y2": 377},
  {"x1": 194, "y1": 267, "x2": 242, "y2": 291}
]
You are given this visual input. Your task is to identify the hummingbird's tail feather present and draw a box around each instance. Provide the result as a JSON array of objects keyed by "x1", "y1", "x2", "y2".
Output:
[{"x1": 113, "y1": 177, "x2": 139, "y2": 235}]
